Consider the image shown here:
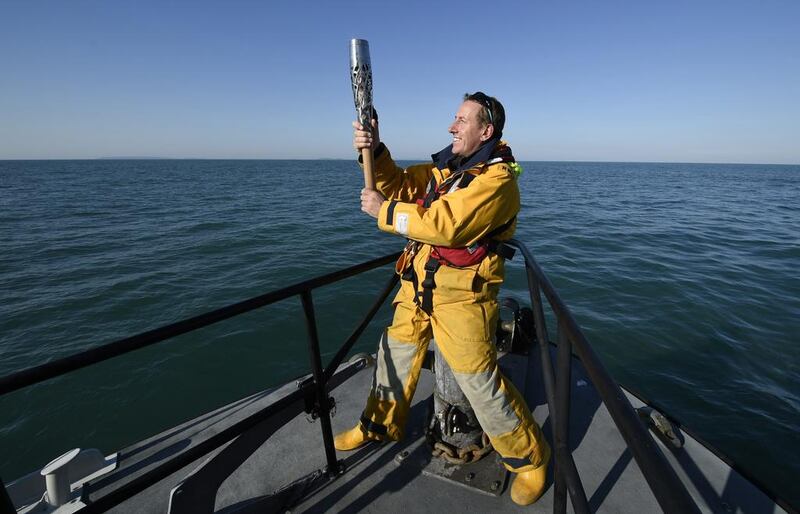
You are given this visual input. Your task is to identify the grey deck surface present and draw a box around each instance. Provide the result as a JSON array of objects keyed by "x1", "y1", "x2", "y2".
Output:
[{"x1": 91, "y1": 348, "x2": 786, "y2": 514}]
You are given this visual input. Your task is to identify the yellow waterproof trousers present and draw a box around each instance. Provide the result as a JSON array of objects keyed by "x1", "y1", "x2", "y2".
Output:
[{"x1": 360, "y1": 260, "x2": 549, "y2": 471}]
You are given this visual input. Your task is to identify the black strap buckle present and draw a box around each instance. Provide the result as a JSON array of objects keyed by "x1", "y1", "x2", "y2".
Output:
[
  {"x1": 421, "y1": 258, "x2": 440, "y2": 289},
  {"x1": 424, "y1": 259, "x2": 441, "y2": 273},
  {"x1": 420, "y1": 257, "x2": 441, "y2": 315}
]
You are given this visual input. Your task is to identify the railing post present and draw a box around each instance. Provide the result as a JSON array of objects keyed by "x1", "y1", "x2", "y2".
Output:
[
  {"x1": 300, "y1": 291, "x2": 340, "y2": 476},
  {"x1": 512, "y1": 240, "x2": 700, "y2": 513},
  {"x1": 555, "y1": 322, "x2": 590, "y2": 513},
  {"x1": 553, "y1": 320, "x2": 569, "y2": 514},
  {"x1": 526, "y1": 266, "x2": 556, "y2": 410},
  {"x1": 527, "y1": 263, "x2": 590, "y2": 514}
]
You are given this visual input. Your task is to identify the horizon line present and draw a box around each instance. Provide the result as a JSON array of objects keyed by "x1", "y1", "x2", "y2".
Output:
[{"x1": 1, "y1": 157, "x2": 798, "y2": 166}]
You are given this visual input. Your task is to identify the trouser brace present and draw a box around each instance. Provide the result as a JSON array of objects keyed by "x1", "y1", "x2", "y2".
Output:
[
  {"x1": 419, "y1": 257, "x2": 440, "y2": 315},
  {"x1": 402, "y1": 238, "x2": 513, "y2": 316}
]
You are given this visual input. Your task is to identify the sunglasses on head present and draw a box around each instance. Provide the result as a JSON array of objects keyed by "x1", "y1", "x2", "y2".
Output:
[{"x1": 470, "y1": 93, "x2": 494, "y2": 126}]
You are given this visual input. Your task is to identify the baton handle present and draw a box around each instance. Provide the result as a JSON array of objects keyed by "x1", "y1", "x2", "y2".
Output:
[{"x1": 361, "y1": 148, "x2": 376, "y2": 190}]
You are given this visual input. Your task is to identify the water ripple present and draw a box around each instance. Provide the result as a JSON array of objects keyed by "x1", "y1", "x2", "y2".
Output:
[{"x1": 1, "y1": 159, "x2": 798, "y2": 507}]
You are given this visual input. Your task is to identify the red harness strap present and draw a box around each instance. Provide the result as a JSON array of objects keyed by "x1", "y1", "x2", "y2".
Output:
[{"x1": 406, "y1": 157, "x2": 517, "y2": 314}]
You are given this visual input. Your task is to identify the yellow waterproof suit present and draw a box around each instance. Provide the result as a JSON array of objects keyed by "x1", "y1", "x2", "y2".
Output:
[{"x1": 359, "y1": 139, "x2": 548, "y2": 471}]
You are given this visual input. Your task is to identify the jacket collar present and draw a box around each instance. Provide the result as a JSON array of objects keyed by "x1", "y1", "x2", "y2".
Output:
[{"x1": 431, "y1": 136, "x2": 501, "y2": 173}]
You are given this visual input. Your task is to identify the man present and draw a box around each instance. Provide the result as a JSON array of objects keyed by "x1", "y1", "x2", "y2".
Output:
[{"x1": 336, "y1": 92, "x2": 551, "y2": 506}]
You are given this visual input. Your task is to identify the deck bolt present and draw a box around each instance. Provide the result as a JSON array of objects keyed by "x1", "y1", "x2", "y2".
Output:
[
  {"x1": 491, "y1": 481, "x2": 500, "y2": 491},
  {"x1": 465, "y1": 472, "x2": 475, "y2": 482},
  {"x1": 399, "y1": 450, "x2": 409, "y2": 460}
]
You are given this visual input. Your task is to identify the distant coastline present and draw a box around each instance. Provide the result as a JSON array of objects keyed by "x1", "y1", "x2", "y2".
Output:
[
  {"x1": 96, "y1": 156, "x2": 178, "y2": 160},
  {"x1": 0, "y1": 157, "x2": 798, "y2": 166}
]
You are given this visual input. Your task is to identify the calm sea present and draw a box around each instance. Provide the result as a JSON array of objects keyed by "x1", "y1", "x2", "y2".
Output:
[{"x1": 1, "y1": 159, "x2": 798, "y2": 508}]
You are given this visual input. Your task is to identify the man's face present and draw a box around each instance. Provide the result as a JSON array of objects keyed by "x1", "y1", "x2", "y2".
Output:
[{"x1": 449, "y1": 100, "x2": 492, "y2": 157}]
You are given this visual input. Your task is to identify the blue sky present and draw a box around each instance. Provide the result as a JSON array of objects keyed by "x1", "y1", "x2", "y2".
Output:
[{"x1": 1, "y1": 1, "x2": 798, "y2": 163}]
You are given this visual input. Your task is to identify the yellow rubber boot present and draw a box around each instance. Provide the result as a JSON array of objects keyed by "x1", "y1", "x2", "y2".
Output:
[
  {"x1": 334, "y1": 423, "x2": 382, "y2": 451},
  {"x1": 510, "y1": 441, "x2": 551, "y2": 506}
]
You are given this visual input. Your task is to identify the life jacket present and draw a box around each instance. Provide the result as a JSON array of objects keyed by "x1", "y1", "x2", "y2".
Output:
[
  {"x1": 400, "y1": 142, "x2": 518, "y2": 314},
  {"x1": 414, "y1": 153, "x2": 516, "y2": 267}
]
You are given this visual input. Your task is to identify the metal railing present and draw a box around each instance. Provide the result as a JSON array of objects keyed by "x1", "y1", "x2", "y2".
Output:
[
  {"x1": 509, "y1": 239, "x2": 700, "y2": 514},
  {"x1": 0, "y1": 242, "x2": 700, "y2": 513},
  {"x1": 0, "y1": 252, "x2": 400, "y2": 513}
]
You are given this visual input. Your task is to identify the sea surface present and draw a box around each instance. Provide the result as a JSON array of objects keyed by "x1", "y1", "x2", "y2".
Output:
[{"x1": 1, "y1": 159, "x2": 798, "y2": 509}]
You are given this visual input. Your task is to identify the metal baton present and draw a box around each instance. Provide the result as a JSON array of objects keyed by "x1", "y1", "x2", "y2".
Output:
[{"x1": 349, "y1": 39, "x2": 376, "y2": 190}]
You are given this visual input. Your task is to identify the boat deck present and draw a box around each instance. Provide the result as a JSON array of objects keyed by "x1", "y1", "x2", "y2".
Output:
[{"x1": 78, "y1": 347, "x2": 787, "y2": 513}]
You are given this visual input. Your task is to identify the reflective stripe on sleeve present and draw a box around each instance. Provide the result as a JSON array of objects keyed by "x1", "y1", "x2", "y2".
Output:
[{"x1": 386, "y1": 201, "x2": 397, "y2": 226}]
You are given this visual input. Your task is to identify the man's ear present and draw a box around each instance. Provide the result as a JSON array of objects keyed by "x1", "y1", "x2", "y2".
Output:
[{"x1": 481, "y1": 123, "x2": 495, "y2": 141}]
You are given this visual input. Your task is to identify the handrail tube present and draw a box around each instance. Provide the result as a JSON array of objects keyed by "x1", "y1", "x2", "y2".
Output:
[
  {"x1": 1, "y1": 240, "x2": 703, "y2": 512},
  {"x1": 323, "y1": 273, "x2": 400, "y2": 383},
  {"x1": 526, "y1": 271, "x2": 554, "y2": 411},
  {"x1": 555, "y1": 323, "x2": 589, "y2": 513},
  {"x1": 300, "y1": 291, "x2": 339, "y2": 475},
  {"x1": 0, "y1": 252, "x2": 400, "y2": 397},
  {"x1": 78, "y1": 361, "x2": 365, "y2": 513},
  {"x1": 553, "y1": 448, "x2": 590, "y2": 514},
  {"x1": 553, "y1": 325, "x2": 568, "y2": 514},
  {"x1": 551, "y1": 324, "x2": 564, "y2": 514},
  {"x1": 509, "y1": 239, "x2": 701, "y2": 514},
  {"x1": 526, "y1": 267, "x2": 589, "y2": 513}
]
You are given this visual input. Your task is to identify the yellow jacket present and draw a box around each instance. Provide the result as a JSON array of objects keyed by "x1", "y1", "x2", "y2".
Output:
[
  {"x1": 373, "y1": 142, "x2": 520, "y2": 249},
  {"x1": 365, "y1": 139, "x2": 520, "y2": 289}
]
